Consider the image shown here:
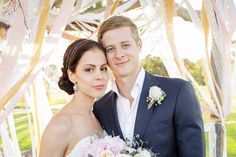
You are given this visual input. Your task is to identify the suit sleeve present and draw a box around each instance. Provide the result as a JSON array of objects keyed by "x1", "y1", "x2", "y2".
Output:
[{"x1": 175, "y1": 81, "x2": 206, "y2": 157}]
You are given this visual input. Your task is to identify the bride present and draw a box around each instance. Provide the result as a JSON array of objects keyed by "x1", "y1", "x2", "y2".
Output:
[{"x1": 39, "y1": 39, "x2": 109, "y2": 157}]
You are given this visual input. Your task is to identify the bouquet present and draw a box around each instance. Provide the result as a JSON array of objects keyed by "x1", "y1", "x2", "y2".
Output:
[{"x1": 82, "y1": 135, "x2": 155, "y2": 157}]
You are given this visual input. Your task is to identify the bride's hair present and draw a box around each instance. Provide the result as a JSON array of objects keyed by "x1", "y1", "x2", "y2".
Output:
[{"x1": 58, "y1": 39, "x2": 106, "y2": 95}]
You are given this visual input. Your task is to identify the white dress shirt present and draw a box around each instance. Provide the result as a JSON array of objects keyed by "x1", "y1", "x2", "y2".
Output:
[{"x1": 112, "y1": 68, "x2": 145, "y2": 141}]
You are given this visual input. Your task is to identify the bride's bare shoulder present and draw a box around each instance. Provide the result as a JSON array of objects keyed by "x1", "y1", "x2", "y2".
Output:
[
  {"x1": 42, "y1": 112, "x2": 73, "y2": 139},
  {"x1": 39, "y1": 111, "x2": 74, "y2": 157}
]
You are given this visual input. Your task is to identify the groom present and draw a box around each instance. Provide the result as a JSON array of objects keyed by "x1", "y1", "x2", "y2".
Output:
[{"x1": 93, "y1": 15, "x2": 205, "y2": 157}]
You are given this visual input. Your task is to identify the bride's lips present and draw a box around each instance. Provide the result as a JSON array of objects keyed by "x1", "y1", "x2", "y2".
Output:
[{"x1": 93, "y1": 84, "x2": 105, "y2": 90}]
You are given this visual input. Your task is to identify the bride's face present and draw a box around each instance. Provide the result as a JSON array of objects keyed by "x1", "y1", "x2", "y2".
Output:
[{"x1": 70, "y1": 48, "x2": 109, "y2": 98}]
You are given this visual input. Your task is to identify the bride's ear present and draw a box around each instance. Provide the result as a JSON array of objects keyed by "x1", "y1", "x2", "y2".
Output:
[{"x1": 67, "y1": 69, "x2": 76, "y2": 83}]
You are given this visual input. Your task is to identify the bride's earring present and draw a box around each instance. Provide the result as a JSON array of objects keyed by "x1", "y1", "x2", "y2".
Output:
[{"x1": 73, "y1": 83, "x2": 79, "y2": 93}]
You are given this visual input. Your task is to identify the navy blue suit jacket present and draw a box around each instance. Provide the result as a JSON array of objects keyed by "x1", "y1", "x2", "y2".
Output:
[{"x1": 94, "y1": 71, "x2": 205, "y2": 157}]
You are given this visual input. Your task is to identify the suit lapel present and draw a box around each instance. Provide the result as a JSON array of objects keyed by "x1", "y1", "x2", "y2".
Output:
[
  {"x1": 107, "y1": 93, "x2": 124, "y2": 139},
  {"x1": 134, "y1": 72, "x2": 160, "y2": 139}
]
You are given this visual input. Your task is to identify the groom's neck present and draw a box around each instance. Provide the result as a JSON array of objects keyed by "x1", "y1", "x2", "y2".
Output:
[{"x1": 114, "y1": 78, "x2": 137, "y2": 105}]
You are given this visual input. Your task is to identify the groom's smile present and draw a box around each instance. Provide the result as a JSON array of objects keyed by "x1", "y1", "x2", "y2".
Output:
[{"x1": 115, "y1": 60, "x2": 129, "y2": 66}]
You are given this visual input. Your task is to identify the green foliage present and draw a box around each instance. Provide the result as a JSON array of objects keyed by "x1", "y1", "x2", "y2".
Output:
[
  {"x1": 52, "y1": 0, "x2": 62, "y2": 8},
  {"x1": 85, "y1": 1, "x2": 104, "y2": 13},
  {"x1": 47, "y1": 90, "x2": 67, "y2": 105},
  {"x1": 141, "y1": 55, "x2": 168, "y2": 77},
  {"x1": 14, "y1": 113, "x2": 32, "y2": 150},
  {"x1": 141, "y1": 55, "x2": 205, "y2": 85},
  {"x1": 183, "y1": 59, "x2": 205, "y2": 85},
  {"x1": 17, "y1": 97, "x2": 26, "y2": 108}
]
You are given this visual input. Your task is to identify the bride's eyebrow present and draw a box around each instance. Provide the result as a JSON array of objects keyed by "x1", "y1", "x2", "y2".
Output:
[
  {"x1": 83, "y1": 63, "x2": 107, "y2": 67},
  {"x1": 82, "y1": 64, "x2": 95, "y2": 68},
  {"x1": 101, "y1": 63, "x2": 108, "y2": 67}
]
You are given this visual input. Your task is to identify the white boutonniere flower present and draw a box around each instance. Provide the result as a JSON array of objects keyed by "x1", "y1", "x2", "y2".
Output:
[{"x1": 147, "y1": 86, "x2": 166, "y2": 109}]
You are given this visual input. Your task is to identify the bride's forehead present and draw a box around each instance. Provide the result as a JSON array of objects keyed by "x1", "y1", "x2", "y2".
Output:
[{"x1": 78, "y1": 50, "x2": 106, "y2": 63}]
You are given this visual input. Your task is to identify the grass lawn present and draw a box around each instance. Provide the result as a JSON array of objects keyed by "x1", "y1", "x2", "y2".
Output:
[{"x1": 224, "y1": 104, "x2": 236, "y2": 157}]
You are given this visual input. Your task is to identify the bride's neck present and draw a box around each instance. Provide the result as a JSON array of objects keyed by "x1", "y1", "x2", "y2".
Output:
[{"x1": 70, "y1": 93, "x2": 95, "y2": 115}]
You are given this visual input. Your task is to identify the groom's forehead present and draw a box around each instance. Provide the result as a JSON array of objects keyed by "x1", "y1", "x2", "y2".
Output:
[{"x1": 102, "y1": 28, "x2": 134, "y2": 43}]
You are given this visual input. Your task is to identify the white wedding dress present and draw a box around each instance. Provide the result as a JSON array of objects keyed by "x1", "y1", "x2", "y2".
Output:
[{"x1": 65, "y1": 131, "x2": 107, "y2": 157}]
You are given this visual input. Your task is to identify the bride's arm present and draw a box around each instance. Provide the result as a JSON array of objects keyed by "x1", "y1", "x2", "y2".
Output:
[{"x1": 39, "y1": 115, "x2": 72, "y2": 157}]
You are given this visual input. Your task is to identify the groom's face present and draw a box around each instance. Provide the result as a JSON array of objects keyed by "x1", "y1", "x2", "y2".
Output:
[{"x1": 101, "y1": 27, "x2": 142, "y2": 78}]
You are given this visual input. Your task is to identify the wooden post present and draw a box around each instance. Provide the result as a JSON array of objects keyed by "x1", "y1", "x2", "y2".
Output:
[{"x1": 209, "y1": 121, "x2": 227, "y2": 157}]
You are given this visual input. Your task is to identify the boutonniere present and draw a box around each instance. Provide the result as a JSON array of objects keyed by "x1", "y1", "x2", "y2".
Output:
[{"x1": 147, "y1": 86, "x2": 166, "y2": 109}]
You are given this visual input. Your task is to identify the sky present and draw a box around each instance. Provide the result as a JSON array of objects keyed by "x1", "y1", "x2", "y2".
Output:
[{"x1": 173, "y1": 17, "x2": 203, "y2": 62}]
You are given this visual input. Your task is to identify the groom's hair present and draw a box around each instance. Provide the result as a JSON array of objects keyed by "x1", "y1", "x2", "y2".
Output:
[{"x1": 97, "y1": 15, "x2": 140, "y2": 43}]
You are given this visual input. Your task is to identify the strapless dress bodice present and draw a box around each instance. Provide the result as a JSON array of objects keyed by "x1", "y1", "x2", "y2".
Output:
[{"x1": 66, "y1": 131, "x2": 107, "y2": 157}]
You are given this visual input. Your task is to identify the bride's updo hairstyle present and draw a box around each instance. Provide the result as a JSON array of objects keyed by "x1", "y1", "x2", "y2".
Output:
[{"x1": 58, "y1": 39, "x2": 106, "y2": 95}]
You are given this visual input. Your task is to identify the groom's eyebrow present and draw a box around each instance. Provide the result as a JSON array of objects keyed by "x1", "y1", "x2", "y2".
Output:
[
  {"x1": 104, "y1": 44, "x2": 113, "y2": 48},
  {"x1": 106, "y1": 39, "x2": 130, "y2": 45}
]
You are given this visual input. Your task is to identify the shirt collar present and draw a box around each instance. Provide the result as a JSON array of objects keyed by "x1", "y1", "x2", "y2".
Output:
[{"x1": 112, "y1": 68, "x2": 145, "y2": 95}]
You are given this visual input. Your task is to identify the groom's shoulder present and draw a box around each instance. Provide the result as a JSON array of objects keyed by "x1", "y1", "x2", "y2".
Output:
[
  {"x1": 147, "y1": 71, "x2": 189, "y2": 86},
  {"x1": 95, "y1": 90, "x2": 115, "y2": 105},
  {"x1": 147, "y1": 72, "x2": 192, "y2": 92}
]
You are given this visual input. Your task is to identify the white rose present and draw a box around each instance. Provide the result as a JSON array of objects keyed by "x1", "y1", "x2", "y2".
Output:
[
  {"x1": 101, "y1": 150, "x2": 115, "y2": 157},
  {"x1": 149, "y1": 86, "x2": 162, "y2": 100}
]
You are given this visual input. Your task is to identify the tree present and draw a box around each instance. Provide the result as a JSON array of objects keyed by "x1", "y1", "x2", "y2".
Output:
[
  {"x1": 183, "y1": 59, "x2": 205, "y2": 85},
  {"x1": 141, "y1": 55, "x2": 168, "y2": 77}
]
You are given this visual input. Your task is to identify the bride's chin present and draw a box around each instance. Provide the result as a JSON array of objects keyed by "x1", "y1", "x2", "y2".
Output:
[{"x1": 94, "y1": 93, "x2": 105, "y2": 100}]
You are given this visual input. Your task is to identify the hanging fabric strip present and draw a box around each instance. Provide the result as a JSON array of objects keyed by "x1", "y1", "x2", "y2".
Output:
[
  {"x1": 109, "y1": 0, "x2": 120, "y2": 15},
  {"x1": 7, "y1": 112, "x2": 21, "y2": 157},
  {"x1": 139, "y1": 0, "x2": 181, "y2": 78},
  {"x1": 186, "y1": 71, "x2": 219, "y2": 117},
  {"x1": 201, "y1": 0, "x2": 224, "y2": 120},
  {"x1": 0, "y1": 0, "x2": 50, "y2": 110},
  {"x1": 24, "y1": 91, "x2": 36, "y2": 157},
  {"x1": 164, "y1": 0, "x2": 187, "y2": 79},
  {"x1": 31, "y1": 82, "x2": 41, "y2": 156},
  {"x1": 0, "y1": 121, "x2": 18, "y2": 157},
  {"x1": 34, "y1": 73, "x2": 53, "y2": 136},
  {"x1": 182, "y1": 0, "x2": 223, "y2": 120},
  {"x1": 211, "y1": 0, "x2": 232, "y2": 117},
  {"x1": 0, "y1": 0, "x2": 28, "y2": 101}
]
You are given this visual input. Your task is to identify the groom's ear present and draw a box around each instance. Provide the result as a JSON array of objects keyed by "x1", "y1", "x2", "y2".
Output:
[
  {"x1": 67, "y1": 69, "x2": 76, "y2": 83},
  {"x1": 136, "y1": 39, "x2": 142, "y2": 52}
]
